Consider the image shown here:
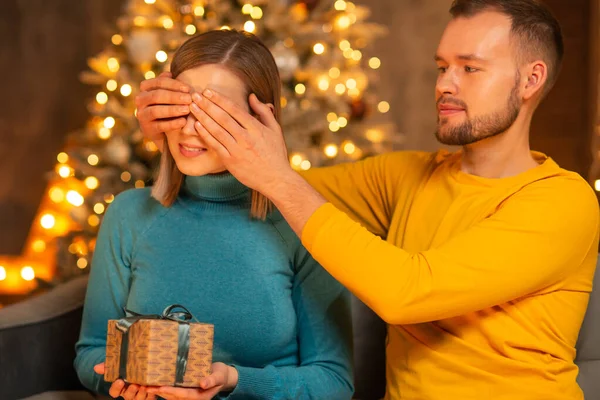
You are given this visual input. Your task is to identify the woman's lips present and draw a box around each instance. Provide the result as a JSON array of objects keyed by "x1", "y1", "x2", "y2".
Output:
[{"x1": 179, "y1": 143, "x2": 207, "y2": 158}]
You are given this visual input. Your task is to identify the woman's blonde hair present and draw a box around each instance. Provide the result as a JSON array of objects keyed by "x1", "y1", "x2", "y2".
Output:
[{"x1": 151, "y1": 30, "x2": 282, "y2": 220}]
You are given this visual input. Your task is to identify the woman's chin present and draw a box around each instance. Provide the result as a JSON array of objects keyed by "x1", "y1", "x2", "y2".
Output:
[
  {"x1": 208, "y1": 168, "x2": 229, "y2": 175},
  {"x1": 177, "y1": 163, "x2": 226, "y2": 177}
]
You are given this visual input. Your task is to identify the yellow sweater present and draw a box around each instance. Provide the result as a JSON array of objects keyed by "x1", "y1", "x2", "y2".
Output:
[{"x1": 301, "y1": 150, "x2": 599, "y2": 400}]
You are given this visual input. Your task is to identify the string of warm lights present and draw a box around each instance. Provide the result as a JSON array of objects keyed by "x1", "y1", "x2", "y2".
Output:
[{"x1": 0, "y1": 0, "x2": 397, "y2": 295}]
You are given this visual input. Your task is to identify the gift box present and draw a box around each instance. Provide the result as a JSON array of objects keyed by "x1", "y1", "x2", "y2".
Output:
[{"x1": 104, "y1": 304, "x2": 214, "y2": 387}]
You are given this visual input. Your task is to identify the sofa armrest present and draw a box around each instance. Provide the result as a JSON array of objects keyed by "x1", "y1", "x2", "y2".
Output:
[
  {"x1": 0, "y1": 276, "x2": 90, "y2": 400},
  {"x1": 351, "y1": 295, "x2": 387, "y2": 400}
]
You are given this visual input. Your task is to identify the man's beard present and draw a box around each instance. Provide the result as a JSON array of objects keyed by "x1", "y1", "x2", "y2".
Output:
[{"x1": 435, "y1": 73, "x2": 522, "y2": 146}]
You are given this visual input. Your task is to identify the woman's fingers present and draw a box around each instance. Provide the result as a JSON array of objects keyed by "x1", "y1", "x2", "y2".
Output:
[
  {"x1": 93, "y1": 362, "x2": 105, "y2": 375},
  {"x1": 108, "y1": 380, "x2": 126, "y2": 398},
  {"x1": 122, "y1": 384, "x2": 140, "y2": 400},
  {"x1": 134, "y1": 386, "x2": 148, "y2": 400}
]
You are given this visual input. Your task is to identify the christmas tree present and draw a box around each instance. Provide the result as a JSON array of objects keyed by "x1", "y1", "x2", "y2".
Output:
[{"x1": 6, "y1": 0, "x2": 398, "y2": 291}]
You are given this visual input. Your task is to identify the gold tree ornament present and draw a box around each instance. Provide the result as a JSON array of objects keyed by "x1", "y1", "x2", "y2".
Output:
[{"x1": 126, "y1": 29, "x2": 163, "y2": 64}]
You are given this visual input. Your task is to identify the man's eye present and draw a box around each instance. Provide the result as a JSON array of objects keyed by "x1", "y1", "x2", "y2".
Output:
[
  {"x1": 465, "y1": 66, "x2": 478, "y2": 73},
  {"x1": 438, "y1": 67, "x2": 447, "y2": 73}
]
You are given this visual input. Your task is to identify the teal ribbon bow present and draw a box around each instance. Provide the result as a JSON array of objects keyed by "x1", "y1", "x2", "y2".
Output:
[{"x1": 115, "y1": 304, "x2": 198, "y2": 386}]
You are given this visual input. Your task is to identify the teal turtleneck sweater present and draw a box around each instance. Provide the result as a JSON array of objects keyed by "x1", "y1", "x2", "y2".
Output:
[{"x1": 74, "y1": 173, "x2": 354, "y2": 399}]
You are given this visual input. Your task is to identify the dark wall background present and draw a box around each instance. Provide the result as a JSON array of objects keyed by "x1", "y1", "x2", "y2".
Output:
[
  {"x1": 0, "y1": 0, "x2": 597, "y2": 255},
  {"x1": 530, "y1": 0, "x2": 597, "y2": 178},
  {"x1": 0, "y1": 0, "x2": 124, "y2": 255}
]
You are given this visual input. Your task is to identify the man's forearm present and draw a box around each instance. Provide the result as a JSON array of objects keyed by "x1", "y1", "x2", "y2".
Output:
[{"x1": 266, "y1": 172, "x2": 327, "y2": 238}]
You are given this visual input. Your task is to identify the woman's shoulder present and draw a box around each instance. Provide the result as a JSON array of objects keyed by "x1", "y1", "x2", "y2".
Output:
[
  {"x1": 265, "y1": 208, "x2": 305, "y2": 252},
  {"x1": 105, "y1": 187, "x2": 167, "y2": 222},
  {"x1": 265, "y1": 208, "x2": 292, "y2": 235}
]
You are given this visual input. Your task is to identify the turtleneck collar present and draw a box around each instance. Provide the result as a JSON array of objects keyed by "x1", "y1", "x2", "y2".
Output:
[{"x1": 182, "y1": 173, "x2": 250, "y2": 202}]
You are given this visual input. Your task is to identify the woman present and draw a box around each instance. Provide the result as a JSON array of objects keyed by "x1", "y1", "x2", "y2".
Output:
[{"x1": 74, "y1": 30, "x2": 354, "y2": 400}]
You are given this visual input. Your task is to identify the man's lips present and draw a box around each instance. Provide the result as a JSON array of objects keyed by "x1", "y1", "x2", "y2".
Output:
[{"x1": 438, "y1": 104, "x2": 465, "y2": 115}]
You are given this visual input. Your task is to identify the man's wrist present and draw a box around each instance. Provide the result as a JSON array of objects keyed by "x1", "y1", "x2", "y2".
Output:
[
  {"x1": 263, "y1": 168, "x2": 302, "y2": 203},
  {"x1": 261, "y1": 167, "x2": 327, "y2": 238}
]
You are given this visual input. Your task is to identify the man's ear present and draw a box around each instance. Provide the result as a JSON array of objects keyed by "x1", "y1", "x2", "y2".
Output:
[{"x1": 522, "y1": 61, "x2": 548, "y2": 101}]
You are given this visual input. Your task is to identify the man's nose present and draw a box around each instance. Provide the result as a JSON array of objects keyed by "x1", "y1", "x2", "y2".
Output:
[{"x1": 436, "y1": 69, "x2": 459, "y2": 96}]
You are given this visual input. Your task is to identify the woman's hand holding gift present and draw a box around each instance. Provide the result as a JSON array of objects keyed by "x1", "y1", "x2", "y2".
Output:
[
  {"x1": 94, "y1": 362, "x2": 157, "y2": 400},
  {"x1": 146, "y1": 362, "x2": 238, "y2": 400}
]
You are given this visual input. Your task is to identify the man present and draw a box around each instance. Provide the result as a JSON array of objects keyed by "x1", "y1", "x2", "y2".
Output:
[{"x1": 134, "y1": 1, "x2": 599, "y2": 398}]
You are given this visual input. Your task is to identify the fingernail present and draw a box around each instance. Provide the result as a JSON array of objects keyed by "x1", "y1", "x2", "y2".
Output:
[
  {"x1": 179, "y1": 106, "x2": 189, "y2": 113},
  {"x1": 191, "y1": 103, "x2": 200, "y2": 112},
  {"x1": 193, "y1": 93, "x2": 203, "y2": 102},
  {"x1": 180, "y1": 86, "x2": 189, "y2": 92},
  {"x1": 203, "y1": 89, "x2": 213, "y2": 98}
]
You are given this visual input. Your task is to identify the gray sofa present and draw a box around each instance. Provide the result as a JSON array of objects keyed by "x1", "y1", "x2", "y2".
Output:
[
  {"x1": 1, "y1": 256, "x2": 598, "y2": 400},
  {"x1": 576, "y1": 256, "x2": 600, "y2": 397}
]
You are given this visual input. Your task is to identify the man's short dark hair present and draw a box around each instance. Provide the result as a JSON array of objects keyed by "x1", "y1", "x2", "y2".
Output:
[{"x1": 449, "y1": 0, "x2": 564, "y2": 96}]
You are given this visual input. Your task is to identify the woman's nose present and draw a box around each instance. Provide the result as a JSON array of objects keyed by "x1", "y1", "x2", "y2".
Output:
[{"x1": 181, "y1": 113, "x2": 198, "y2": 136}]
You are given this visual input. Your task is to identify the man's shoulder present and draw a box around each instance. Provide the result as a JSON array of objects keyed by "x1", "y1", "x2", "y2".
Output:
[
  {"x1": 510, "y1": 164, "x2": 599, "y2": 237},
  {"x1": 526, "y1": 157, "x2": 597, "y2": 202},
  {"x1": 535, "y1": 171, "x2": 598, "y2": 211}
]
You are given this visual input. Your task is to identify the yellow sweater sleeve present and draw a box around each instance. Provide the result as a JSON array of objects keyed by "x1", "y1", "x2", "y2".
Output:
[
  {"x1": 302, "y1": 176, "x2": 599, "y2": 325},
  {"x1": 300, "y1": 151, "x2": 435, "y2": 238}
]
